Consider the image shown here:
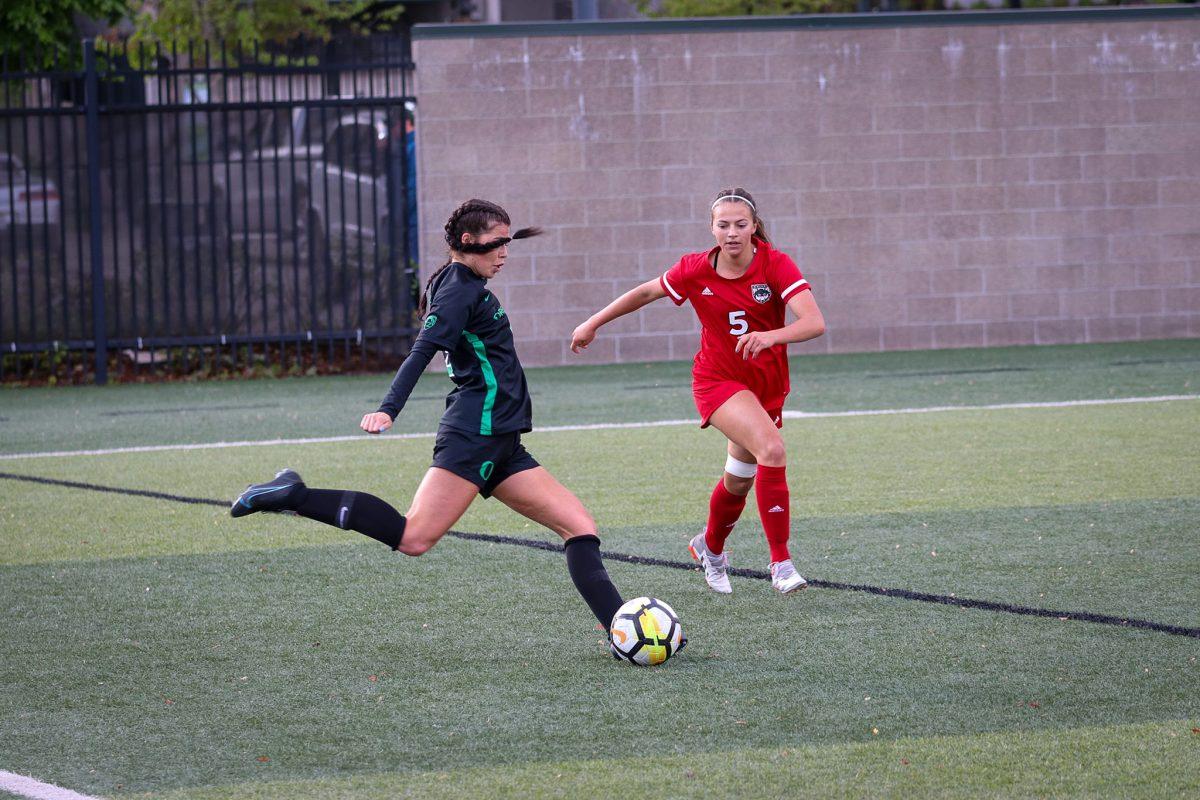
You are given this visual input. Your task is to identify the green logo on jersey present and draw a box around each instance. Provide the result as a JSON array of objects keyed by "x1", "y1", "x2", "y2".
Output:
[
  {"x1": 493, "y1": 306, "x2": 506, "y2": 321},
  {"x1": 423, "y1": 314, "x2": 438, "y2": 330},
  {"x1": 479, "y1": 460, "x2": 495, "y2": 480}
]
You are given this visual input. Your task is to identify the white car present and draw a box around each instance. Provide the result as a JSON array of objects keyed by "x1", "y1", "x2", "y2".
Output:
[{"x1": 0, "y1": 153, "x2": 62, "y2": 233}]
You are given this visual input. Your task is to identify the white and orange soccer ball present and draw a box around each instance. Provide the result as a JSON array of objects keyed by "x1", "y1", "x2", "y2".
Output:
[{"x1": 609, "y1": 596, "x2": 685, "y2": 666}]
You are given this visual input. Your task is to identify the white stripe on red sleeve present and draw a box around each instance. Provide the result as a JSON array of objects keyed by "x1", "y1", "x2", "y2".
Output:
[
  {"x1": 781, "y1": 278, "x2": 810, "y2": 301},
  {"x1": 661, "y1": 272, "x2": 683, "y2": 302}
]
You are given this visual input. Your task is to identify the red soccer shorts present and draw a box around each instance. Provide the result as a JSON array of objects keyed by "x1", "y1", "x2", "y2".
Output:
[{"x1": 693, "y1": 378, "x2": 784, "y2": 430}]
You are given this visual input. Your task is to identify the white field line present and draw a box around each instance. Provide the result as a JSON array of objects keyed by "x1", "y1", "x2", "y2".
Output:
[
  {"x1": 782, "y1": 394, "x2": 1199, "y2": 418},
  {"x1": 0, "y1": 394, "x2": 1195, "y2": 463},
  {"x1": 0, "y1": 771, "x2": 104, "y2": 800}
]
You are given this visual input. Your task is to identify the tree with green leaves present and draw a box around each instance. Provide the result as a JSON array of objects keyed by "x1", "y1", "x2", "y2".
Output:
[
  {"x1": 128, "y1": 0, "x2": 405, "y2": 59},
  {"x1": 1, "y1": 0, "x2": 129, "y2": 69},
  {"x1": 0, "y1": 0, "x2": 404, "y2": 70}
]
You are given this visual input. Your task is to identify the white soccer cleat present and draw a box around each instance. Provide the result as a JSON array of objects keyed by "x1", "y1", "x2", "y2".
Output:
[
  {"x1": 769, "y1": 559, "x2": 807, "y2": 594},
  {"x1": 688, "y1": 533, "x2": 732, "y2": 594}
]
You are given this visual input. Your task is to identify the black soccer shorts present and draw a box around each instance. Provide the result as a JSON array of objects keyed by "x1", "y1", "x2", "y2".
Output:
[{"x1": 431, "y1": 424, "x2": 539, "y2": 498}]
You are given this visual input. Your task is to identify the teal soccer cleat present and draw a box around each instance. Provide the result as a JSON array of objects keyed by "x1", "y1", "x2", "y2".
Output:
[{"x1": 230, "y1": 469, "x2": 307, "y2": 517}]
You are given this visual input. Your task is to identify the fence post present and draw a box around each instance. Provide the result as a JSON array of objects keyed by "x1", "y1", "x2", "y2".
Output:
[{"x1": 84, "y1": 40, "x2": 108, "y2": 385}]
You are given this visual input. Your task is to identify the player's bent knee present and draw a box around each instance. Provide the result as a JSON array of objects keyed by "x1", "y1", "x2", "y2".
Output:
[
  {"x1": 757, "y1": 439, "x2": 786, "y2": 467},
  {"x1": 724, "y1": 474, "x2": 754, "y2": 496},
  {"x1": 724, "y1": 454, "x2": 758, "y2": 479},
  {"x1": 396, "y1": 526, "x2": 442, "y2": 556},
  {"x1": 552, "y1": 495, "x2": 595, "y2": 539},
  {"x1": 555, "y1": 512, "x2": 595, "y2": 540},
  {"x1": 398, "y1": 538, "x2": 433, "y2": 556},
  {"x1": 723, "y1": 456, "x2": 756, "y2": 495},
  {"x1": 563, "y1": 531, "x2": 600, "y2": 547}
]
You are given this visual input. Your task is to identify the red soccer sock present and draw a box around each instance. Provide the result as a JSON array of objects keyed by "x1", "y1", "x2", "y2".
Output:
[
  {"x1": 704, "y1": 479, "x2": 747, "y2": 555},
  {"x1": 755, "y1": 464, "x2": 791, "y2": 563}
]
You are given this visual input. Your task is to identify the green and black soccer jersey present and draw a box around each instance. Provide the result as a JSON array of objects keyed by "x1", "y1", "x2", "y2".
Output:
[
  {"x1": 379, "y1": 262, "x2": 532, "y2": 436},
  {"x1": 423, "y1": 263, "x2": 532, "y2": 435}
]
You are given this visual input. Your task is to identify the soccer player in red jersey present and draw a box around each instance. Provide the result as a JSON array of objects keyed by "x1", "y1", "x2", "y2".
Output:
[{"x1": 571, "y1": 188, "x2": 825, "y2": 595}]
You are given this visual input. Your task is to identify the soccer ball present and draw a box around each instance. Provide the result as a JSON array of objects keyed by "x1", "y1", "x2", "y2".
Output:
[{"x1": 609, "y1": 596, "x2": 685, "y2": 666}]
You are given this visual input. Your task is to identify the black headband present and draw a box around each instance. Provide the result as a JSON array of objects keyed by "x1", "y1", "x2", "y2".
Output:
[
  {"x1": 449, "y1": 226, "x2": 543, "y2": 253},
  {"x1": 455, "y1": 237, "x2": 510, "y2": 254}
]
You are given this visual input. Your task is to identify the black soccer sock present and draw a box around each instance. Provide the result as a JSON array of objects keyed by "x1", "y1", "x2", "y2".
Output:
[
  {"x1": 295, "y1": 489, "x2": 407, "y2": 550},
  {"x1": 563, "y1": 534, "x2": 624, "y2": 631}
]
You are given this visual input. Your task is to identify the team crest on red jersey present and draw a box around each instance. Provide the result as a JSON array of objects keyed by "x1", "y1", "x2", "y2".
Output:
[{"x1": 751, "y1": 283, "x2": 772, "y2": 304}]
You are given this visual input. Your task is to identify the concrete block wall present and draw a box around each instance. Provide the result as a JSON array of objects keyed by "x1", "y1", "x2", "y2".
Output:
[{"x1": 412, "y1": 12, "x2": 1200, "y2": 366}]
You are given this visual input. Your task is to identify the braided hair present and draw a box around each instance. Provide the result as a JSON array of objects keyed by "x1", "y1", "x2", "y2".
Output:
[
  {"x1": 711, "y1": 187, "x2": 769, "y2": 243},
  {"x1": 418, "y1": 199, "x2": 543, "y2": 317}
]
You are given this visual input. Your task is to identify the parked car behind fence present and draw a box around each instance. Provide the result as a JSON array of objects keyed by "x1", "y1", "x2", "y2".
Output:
[
  {"x1": 0, "y1": 152, "x2": 62, "y2": 246},
  {"x1": 2, "y1": 35, "x2": 418, "y2": 384},
  {"x1": 211, "y1": 102, "x2": 399, "y2": 270}
]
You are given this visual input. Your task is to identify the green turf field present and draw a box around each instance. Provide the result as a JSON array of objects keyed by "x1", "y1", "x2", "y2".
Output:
[{"x1": 1, "y1": 340, "x2": 1197, "y2": 799}]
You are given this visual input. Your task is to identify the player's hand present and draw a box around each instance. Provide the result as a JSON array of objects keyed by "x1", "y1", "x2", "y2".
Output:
[
  {"x1": 734, "y1": 330, "x2": 777, "y2": 360},
  {"x1": 361, "y1": 411, "x2": 393, "y2": 435},
  {"x1": 570, "y1": 321, "x2": 597, "y2": 353}
]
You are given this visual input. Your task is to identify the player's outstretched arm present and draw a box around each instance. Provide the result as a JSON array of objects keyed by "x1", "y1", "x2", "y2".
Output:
[
  {"x1": 571, "y1": 278, "x2": 667, "y2": 353},
  {"x1": 368, "y1": 338, "x2": 439, "y2": 432}
]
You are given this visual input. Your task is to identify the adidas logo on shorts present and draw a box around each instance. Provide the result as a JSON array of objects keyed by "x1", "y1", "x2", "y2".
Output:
[{"x1": 701, "y1": 287, "x2": 714, "y2": 295}]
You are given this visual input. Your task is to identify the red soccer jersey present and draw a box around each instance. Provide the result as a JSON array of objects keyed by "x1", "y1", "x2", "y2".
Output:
[{"x1": 660, "y1": 237, "x2": 810, "y2": 407}]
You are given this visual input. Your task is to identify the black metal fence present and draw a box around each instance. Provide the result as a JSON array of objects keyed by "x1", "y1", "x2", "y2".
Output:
[{"x1": 0, "y1": 36, "x2": 417, "y2": 384}]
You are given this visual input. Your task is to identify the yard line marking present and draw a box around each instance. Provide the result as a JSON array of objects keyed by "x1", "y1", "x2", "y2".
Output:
[
  {"x1": 0, "y1": 433, "x2": 424, "y2": 461},
  {"x1": 2, "y1": 469, "x2": 1198, "y2": 640},
  {"x1": 0, "y1": 770, "x2": 104, "y2": 800},
  {"x1": 0, "y1": 471, "x2": 1197, "y2": 639},
  {"x1": 1, "y1": 394, "x2": 1195, "y2": 462}
]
